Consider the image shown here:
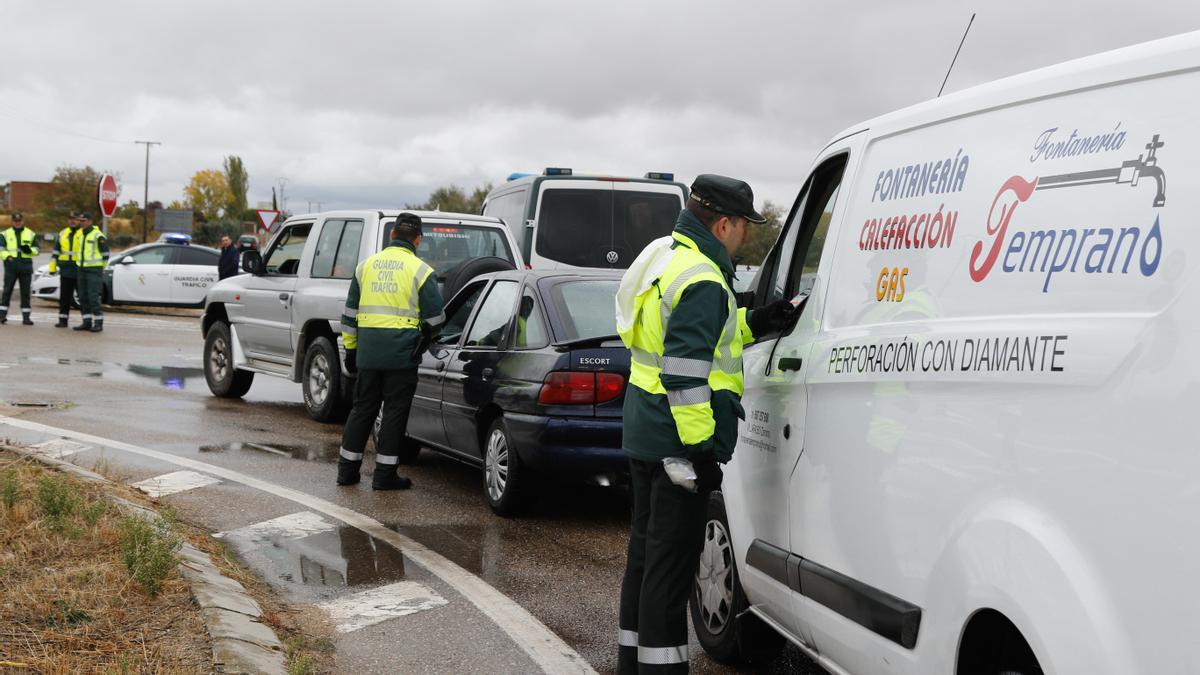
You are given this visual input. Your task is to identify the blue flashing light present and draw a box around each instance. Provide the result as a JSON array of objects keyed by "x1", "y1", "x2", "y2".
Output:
[
  {"x1": 645, "y1": 172, "x2": 674, "y2": 181},
  {"x1": 543, "y1": 167, "x2": 573, "y2": 176},
  {"x1": 506, "y1": 172, "x2": 534, "y2": 182},
  {"x1": 160, "y1": 233, "x2": 193, "y2": 245}
]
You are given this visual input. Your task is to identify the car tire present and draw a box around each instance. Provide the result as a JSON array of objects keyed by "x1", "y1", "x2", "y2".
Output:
[
  {"x1": 690, "y1": 491, "x2": 784, "y2": 665},
  {"x1": 302, "y1": 336, "x2": 349, "y2": 423},
  {"x1": 442, "y1": 256, "x2": 516, "y2": 302},
  {"x1": 370, "y1": 410, "x2": 422, "y2": 464},
  {"x1": 204, "y1": 321, "x2": 254, "y2": 398},
  {"x1": 483, "y1": 417, "x2": 528, "y2": 517}
]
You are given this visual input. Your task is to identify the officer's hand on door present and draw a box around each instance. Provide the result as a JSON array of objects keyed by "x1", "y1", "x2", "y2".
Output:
[
  {"x1": 749, "y1": 298, "x2": 801, "y2": 336},
  {"x1": 694, "y1": 457, "x2": 724, "y2": 493}
]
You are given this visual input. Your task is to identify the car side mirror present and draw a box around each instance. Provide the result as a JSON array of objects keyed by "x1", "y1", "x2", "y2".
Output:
[
  {"x1": 117, "y1": 256, "x2": 134, "y2": 265},
  {"x1": 430, "y1": 347, "x2": 450, "y2": 360},
  {"x1": 241, "y1": 250, "x2": 264, "y2": 275}
]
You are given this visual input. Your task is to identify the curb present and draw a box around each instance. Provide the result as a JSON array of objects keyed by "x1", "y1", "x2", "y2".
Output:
[{"x1": 5, "y1": 445, "x2": 288, "y2": 674}]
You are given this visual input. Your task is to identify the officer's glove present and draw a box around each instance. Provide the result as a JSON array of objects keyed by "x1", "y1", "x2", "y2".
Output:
[
  {"x1": 693, "y1": 457, "x2": 725, "y2": 493},
  {"x1": 344, "y1": 349, "x2": 357, "y2": 375},
  {"x1": 19, "y1": 244, "x2": 33, "y2": 255},
  {"x1": 748, "y1": 298, "x2": 802, "y2": 337}
]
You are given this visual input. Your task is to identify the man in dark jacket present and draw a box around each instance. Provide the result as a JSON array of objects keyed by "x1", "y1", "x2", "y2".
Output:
[{"x1": 218, "y1": 235, "x2": 239, "y2": 280}]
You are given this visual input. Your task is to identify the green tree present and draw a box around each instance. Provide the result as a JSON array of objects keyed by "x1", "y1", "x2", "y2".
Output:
[
  {"x1": 406, "y1": 183, "x2": 492, "y2": 214},
  {"x1": 223, "y1": 155, "x2": 249, "y2": 218},
  {"x1": 34, "y1": 165, "x2": 111, "y2": 224},
  {"x1": 736, "y1": 200, "x2": 785, "y2": 266},
  {"x1": 183, "y1": 169, "x2": 232, "y2": 220}
]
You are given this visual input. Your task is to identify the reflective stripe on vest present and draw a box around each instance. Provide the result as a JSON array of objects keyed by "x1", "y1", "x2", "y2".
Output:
[
  {"x1": 354, "y1": 246, "x2": 432, "y2": 330},
  {"x1": 626, "y1": 232, "x2": 744, "y2": 400},
  {"x1": 80, "y1": 229, "x2": 106, "y2": 267}
]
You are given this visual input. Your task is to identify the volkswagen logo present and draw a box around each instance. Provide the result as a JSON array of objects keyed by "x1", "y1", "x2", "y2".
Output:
[{"x1": 606, "y1": 250, "x2": 619, "y2": 265}]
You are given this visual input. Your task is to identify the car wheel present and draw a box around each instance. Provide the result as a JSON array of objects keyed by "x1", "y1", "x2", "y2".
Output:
[
  {"x1": 442, "y1": 256, "x2": 516, "y2": 302},
  {"x1": 483, "y1": 417, "x2": 528, "y2": 516},
  {"x1": 690, "y1": 491, "x2": 784, "y2": 665},
  {"x1": 302, "y1": 336, "x2": 349, "y2": 423},
  {"x1": 371, "y1": 409, "x2": 421, "y2": 464},
  {"x1": 204, "y1": 321, "x2": 254, "y2": 398}
]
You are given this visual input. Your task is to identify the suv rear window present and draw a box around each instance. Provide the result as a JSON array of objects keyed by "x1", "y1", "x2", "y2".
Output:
[
  {"x1": 548, "y1": 279, "x2": 619, "y2": 341},
  {"x1": 383, "y1": 222, "x2": 514, "y2": 277},
  {"x1": 535, "y1": 188, "x2": 680, "y2": 268}
]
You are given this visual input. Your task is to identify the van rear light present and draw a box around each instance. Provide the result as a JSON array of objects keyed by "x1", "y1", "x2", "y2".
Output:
[
  {"x1": 538, "y1": 371, "x2": 626, "y2": 405},
  {"x1": 596, "y1": 373, "x2": 624, "y2": 403}
]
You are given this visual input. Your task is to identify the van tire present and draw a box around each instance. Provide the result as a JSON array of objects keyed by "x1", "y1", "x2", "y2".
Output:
[
  {"x1": 371, "y1": 410, "x2": 422, "y2": 464},
  {"x1": 302, "y1": 336, "x2": 349, "y2": 422},
  {"x1": 204, "y1": 320, "x2": 254, "y2": 398},
  {"x1": 442, "y1": 256, "x2": 516, "y2": 302},
  {"x1": 690, "y1": 491, "x2": 784, "y2": 665}
]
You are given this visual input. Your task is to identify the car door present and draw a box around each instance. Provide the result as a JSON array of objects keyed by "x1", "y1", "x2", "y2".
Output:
[
  {"x1": 235, "y1": 222, "x2": 312, "y2": 367},
  {"x1": 111, "y1": 245, "x2": 173, "y2": 303},
  {"x1": 408, "y1": 279, "x2": 489, "y2": 451},
  {"x1": 168, "y1": 246, "x2": 220, "y2": 306},
  {"x1": 732, "y1": 137, "x2": 861, "y2": 649},
  {"x1": 441, "y1": 279, "x2": 519, "y2": 458}
]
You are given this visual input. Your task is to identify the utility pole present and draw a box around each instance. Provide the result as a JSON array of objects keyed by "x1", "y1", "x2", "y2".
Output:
[
  {"x1": 134, "y1": 140, "x2": 161, "y2": 242},
  {"x1": 276, "y1": 177, "x2": 288, "y2": 215}
]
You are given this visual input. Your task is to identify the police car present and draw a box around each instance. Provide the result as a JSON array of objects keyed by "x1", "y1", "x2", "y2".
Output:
[{"x1": 32, "y1": 239, "x2": 221, "y2": 308}]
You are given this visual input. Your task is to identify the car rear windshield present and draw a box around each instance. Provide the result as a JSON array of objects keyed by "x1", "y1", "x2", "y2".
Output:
[
  {"x1": 535, "y1": 187, "x2": 681, "y2": 268},
  {"x1": 383, "y1": 222, "x2": 513, "y2": 276},
  {"x1": 547, "y1": 279, "x2": 619, "y2": 342}
]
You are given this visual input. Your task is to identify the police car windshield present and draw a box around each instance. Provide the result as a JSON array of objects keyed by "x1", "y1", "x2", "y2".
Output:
[
  {"x1": 548, "y1": 279, "x2": 619, "y2": 342},
  {"x1": 384, "y1": 222, "x2": 513, "y2": 276}
]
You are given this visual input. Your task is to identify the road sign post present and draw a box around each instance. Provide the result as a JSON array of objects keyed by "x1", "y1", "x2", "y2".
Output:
[{"x1": 97, "y1": 174, "x2": 119, "y2": 236}]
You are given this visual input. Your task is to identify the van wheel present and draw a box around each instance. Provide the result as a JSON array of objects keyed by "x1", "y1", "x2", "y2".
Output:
[
  {"x1": 204, "y1": 321, "x2": 254, "y2": 398},
  {"x1": 483, "y1": 418, "x2": 528, "y2": 516},
  {"x1": 690, "y1": 491, "x2": 784, "y2": 665},
  {"x1": 303, "y1": 336, "x2": 349, "y2": 422},
  {"x1": 371, "y1": 410, "x2": 422, "y2": 464}
]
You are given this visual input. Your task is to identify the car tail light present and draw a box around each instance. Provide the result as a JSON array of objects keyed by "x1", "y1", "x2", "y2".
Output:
[{"x1": 538, "y1": 371, "x2": 626, "y2": 405}]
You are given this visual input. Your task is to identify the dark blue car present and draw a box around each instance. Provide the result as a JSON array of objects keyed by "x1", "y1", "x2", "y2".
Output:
[{"x1": 374, "y1": 270, "x2": 629, "y2": 515}]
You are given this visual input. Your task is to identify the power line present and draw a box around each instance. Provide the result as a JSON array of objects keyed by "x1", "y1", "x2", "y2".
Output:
[{"x1": 938, "y1": 13, "x2": 976, "y2": 98}]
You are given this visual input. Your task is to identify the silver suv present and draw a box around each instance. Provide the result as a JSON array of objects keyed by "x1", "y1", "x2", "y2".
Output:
[{"x1": 201, "y1": 210, "x2": 522, "y2": 421}]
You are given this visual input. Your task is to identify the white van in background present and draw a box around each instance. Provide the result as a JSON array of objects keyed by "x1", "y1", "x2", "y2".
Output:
[
  {"x1": 481, "y1": 168, "x2": 688, "y2": 270},
  {"x1": 693, "y1": 31, "x2": 1199, "y2": 675}
]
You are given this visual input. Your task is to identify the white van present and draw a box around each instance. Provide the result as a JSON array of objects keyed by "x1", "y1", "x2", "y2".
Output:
[
  {"x1": 692, "y1": 32, "x2": 1198, "y2": 675},
  {"x1": 480, "y1": 168, "x2": 688, "y2": 270}
]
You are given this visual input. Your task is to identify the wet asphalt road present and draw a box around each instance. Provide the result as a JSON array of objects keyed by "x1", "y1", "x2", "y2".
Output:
[{"x1": 0, "y1": 303, "x2": 822, "y2": 674}]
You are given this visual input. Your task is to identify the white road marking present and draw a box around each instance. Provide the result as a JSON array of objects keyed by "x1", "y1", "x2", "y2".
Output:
[
  {"x1": 319, "y1": 581, "x2": 449, "y2": 633},
  {"x1": 0, "y1": 416, "x2": 595, "y2": 674},
  {"x1": 29, "y1": 439, "x2": 90, "y2": 459},
  {"x1": 131, "y1": 470, "x2": 221, "y2": 498},
  {"x1": 215, "y1": 510, "x2": 334, "y2": 541}
]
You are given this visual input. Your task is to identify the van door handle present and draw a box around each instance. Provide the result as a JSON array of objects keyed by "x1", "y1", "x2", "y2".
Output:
[
  {"x1": 778, "y1": 357, "x2": 803, "y2": 372},
  {"x1": 278, "y1": 293, "x2": 289, "y2": 300},
  {"x1": 435, "y1": 361, "x2": 446, "y2": 372}
]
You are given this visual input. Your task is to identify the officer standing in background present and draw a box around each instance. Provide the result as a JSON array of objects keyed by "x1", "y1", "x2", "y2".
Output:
[
  {"x1": 50, "y1": 211, "x2": 82, "y2": 327},
  {"x1": 614, "y1": 175, "x2": 799, "y2": 673},
  {"x1": 336, "y1": 212, "x2": 446, "y2": 490},
  {"x1": 73, "y1": 213, "x2": 108, "y2": 332},
  {"x1": 0, "y1": 212, "x2": 39, "y2": 325}
]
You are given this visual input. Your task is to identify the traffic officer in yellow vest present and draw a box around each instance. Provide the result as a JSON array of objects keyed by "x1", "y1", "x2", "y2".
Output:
[
  {"x1": 614, "y1": 175, "x2": 799, "y2": 673},
  {"x1": 337, "y1": 213, "x2": 446, "y2": 490},
  {"x1": 49, "y1": 211, "x2": 83, "y2": 327},
  {"x1": 1, "y1": 212, "x2": 39, "y2": 325},
  {"x1": 73, "y1": 213, "x2": 109, "y2": 332}
]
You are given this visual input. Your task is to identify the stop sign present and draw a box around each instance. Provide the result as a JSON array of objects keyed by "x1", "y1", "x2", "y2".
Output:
[{"x1": 97, "y1": 174, "x2": 119, "y2": 217}]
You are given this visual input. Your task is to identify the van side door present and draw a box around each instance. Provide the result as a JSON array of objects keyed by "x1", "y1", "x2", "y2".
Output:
[{"x1": 731, "y1": 134, "x2": 863, "y2": 649}]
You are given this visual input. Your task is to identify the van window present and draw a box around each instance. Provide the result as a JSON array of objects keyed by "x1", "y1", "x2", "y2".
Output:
[
  {"x1": 760, "y1": 155, "x2": 847, "y2": 306},
  {"x1": 535, "y1": 187, "x2": 679, "y2": 268},
  {"x1": 311, "y1": 220, "x2": 364, "y2": 279},
  {"x1": 483, "y1": 189, "x2": 529, "y2": 256},
  {"x1": 311, "y1": 219, "x2": 345, "y2": 278}
]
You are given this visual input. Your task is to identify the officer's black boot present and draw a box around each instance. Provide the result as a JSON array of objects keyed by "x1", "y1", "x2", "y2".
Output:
[
  {"x1": 22, "y1": 310, "x2": 32, "y2": 326},
  {"x1": 73, "y1": 320, "x2": 92, "y2": 331},
  {"x1": 55, "y1": 319, "x2": 68, "y2": 328},
  {"x1": 336, "y1": 460, "x2": 361, "y2": 486},
  {"x1": 372, "y1": 464, "x2": 412, "y2": 491},
  {"x1": 0, "y1": 313, "x2": 6, "y2": 325},
  {"x1": 90, "y1": 319, "x2": 103, "y2": 333}
]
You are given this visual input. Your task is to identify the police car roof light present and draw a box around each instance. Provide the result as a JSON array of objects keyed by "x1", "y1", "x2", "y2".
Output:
[
  {"x1": 507, "y1": 172, "x2": 534, "y2": 182},
  {"x1": 645, "y1": 172, "x2": 674, "y2": 181},
  {"x1": 543, "y1": 167, "x2": 573, "y2": 176}
]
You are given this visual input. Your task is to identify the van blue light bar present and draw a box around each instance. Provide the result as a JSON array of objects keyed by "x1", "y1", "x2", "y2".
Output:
[
  {"x1": 544, "y1": 167, "x2": 573, "y2": 176},
  {"x1": 507, "y1": 172, "x2": 534, "y2": 181},
  {"x1": 645, "y1": 172, "x2": 674, "y2": 181}
]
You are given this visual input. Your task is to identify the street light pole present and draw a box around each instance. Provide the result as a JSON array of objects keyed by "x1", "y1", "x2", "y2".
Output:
[{"x1": 135, "y1": 140, "x2": 161, "y2": 242}]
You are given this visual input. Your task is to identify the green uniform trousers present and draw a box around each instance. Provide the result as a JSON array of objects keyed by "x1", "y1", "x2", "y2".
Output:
[{"x1": 77, "y1": 268, "x2": 104, "y2": 326}]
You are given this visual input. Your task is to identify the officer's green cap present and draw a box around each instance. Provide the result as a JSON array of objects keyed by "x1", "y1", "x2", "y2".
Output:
[
  {"x1": 393, "y1": 212, "x2": 423, "y2": 237},
  {"x1": 690, "y1": 174, "x2": 766, "y2": 224},
  {"x1": 11, "y1": 212, "x2": 22, "y2": 221}
]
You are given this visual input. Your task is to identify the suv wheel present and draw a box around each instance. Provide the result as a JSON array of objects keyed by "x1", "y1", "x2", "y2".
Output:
[
  {"x1": 204, "y1": 321, "x2": 254, "y2": 398},
  {"x1": 690, "y1": 491, "x2": 784, "y2": 665},
  {"x1": 371, "y1": 410, "x2": 422, "y2": 464},
  {"x1": 302, "y1": 336, "x2": 349, "y2": 422},
  {"x1": 483, "y1": 418, "x2": 528, "y2": 516}
]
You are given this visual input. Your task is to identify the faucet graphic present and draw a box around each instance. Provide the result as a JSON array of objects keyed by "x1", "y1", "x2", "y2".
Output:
[{"x1": 1034, "y1": 135, "x2": 1166, "y2": 207}]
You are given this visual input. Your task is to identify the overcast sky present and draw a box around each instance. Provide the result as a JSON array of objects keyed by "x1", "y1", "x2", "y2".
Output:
[{"x1": 3, "y1": 1, "x2": 1199, "y2": 215}]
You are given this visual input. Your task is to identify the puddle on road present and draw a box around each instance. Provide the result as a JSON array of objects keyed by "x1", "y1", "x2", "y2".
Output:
[
  {"x1": 16, "y1": 356, "x2": 303, "y2": 402},
  {"x1": 225, "y1": 524, "x2": 407, "y2": 599},
  {"x1": 199, "y1": 441, "x2": 341, "y2": 463}
]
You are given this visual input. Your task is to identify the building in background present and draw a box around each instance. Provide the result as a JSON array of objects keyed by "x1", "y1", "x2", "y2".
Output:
[{"x1": 1, "y1": 181, "x2": 53, "y2": 211}]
